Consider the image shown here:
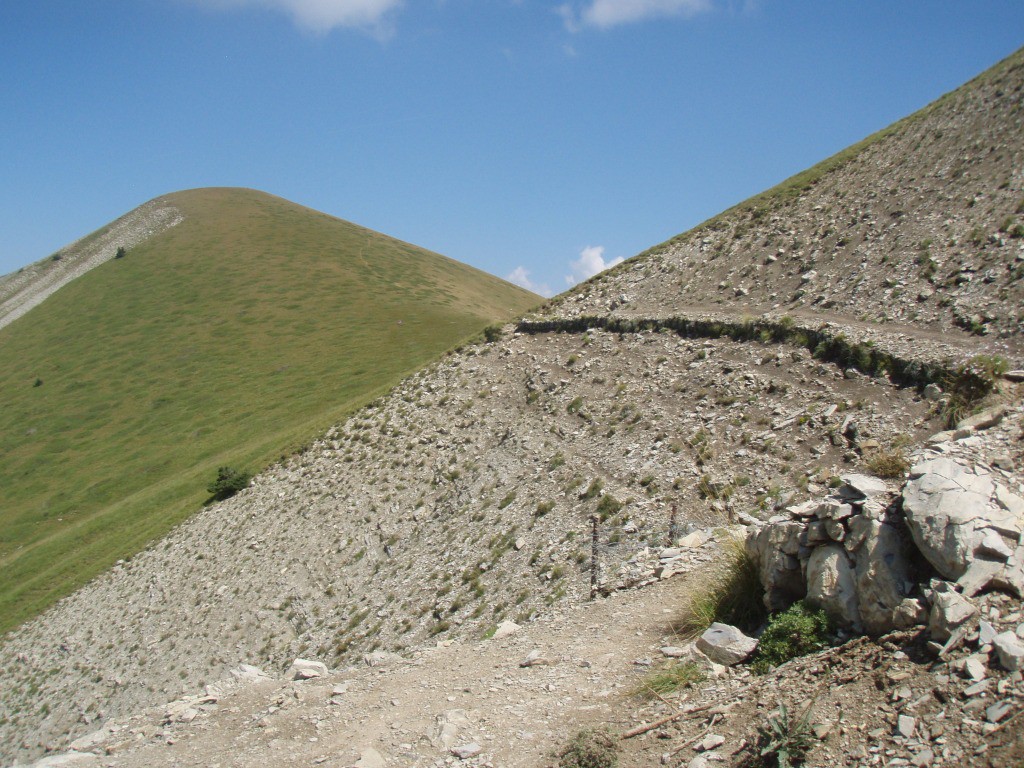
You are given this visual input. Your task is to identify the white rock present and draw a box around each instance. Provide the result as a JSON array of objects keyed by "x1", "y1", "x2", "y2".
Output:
[
  {"x1": 928, "y1": 591, "x2": 979, "y2": 643},
  {"x1": 902, "y1": 458, "x2": 1001, "y2": 579},
  {"x1": 678, "y1": 530, "x2": 711, "y2": 548},
  {"x1": 978, "y1": 529, "x2": 1013, "y2": 560},
  {"x1": 964, "y1": 657, "x2": 987, "y2": 681},
  {"x1": 229, "y1": 663, "x2": 269, "y2": 682},
  {"x1": 492, "y1": 620, "x2": 521, "y2": 639},
  {"x1": 289, "y1": 658, "x2": 328, "y2": 680},
  {"x1": 806, "y1": 545, "x2": 861, "y2": 629},
  {"x1": 354, "y1": 747, "x2": 386, "y2": 768},
  {"x1": 841, "y1": 474, "x2": 890, "y2": 499},
  {"x1": 697, "y1": 734, "x2": 725, "y2": 752},
  {"x1": 520, "y1": 649, "x2": 553, "y2": 667},
  {"x1": 451, "y1": 743, "x2": 483, "y2": 759},
  {"x1": 363, "y1": 650, "x2": 403, "y2": 667},
  {"x1": 31, "y1": 753, "x2": 99, "y2": 767},
  {"x1": 853, "y1": 520, "x2": 920, "y2": 634},
  {"x1": 696, "y1": 623, "x2": 757, "y2": 666},
  {"x1": 897, "y1": 714, "x2": 916, "y2": 738},
  {"x1": 993, "y1": 631, "x2": 1024, "y2": 671}
]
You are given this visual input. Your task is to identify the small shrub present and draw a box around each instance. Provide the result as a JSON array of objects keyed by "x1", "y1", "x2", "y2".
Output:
[
  {"x1": 206, "y1": 466, "x2": 250, "y2": 501},
  {"x1": 751, "y1": 602, "x2": 831, "y2": 674},
  {"x1": 634, "y1": 661, "x2": 705, "y2": 699},
  {"x1": 941, "y1": 355, "x2": 1006, "y2": 427},
  {"x1": 865, "y1": 448, "x2": 910, "y2": 479},
  {"x1": 580, "y1": 478, "x2": 603, "y2": 500},
  {"x1": 559, "y1": 728, "x2": 618, "y2": 768},
  {"x1": 535, "y1": 500, "x2": 555, "y2": 517},
  {"x1": 675, "y1": 538, "x2": 765, "y2": 637},
  {"x1": 115, "y1": 246, "x2": 127, "y2": 259},
  {"x1": 746, "y1": 701, "x2": 817, "y2": 768},
  {"x1": 595, "y1": 494, "x2": 622, "y2": 520},
  {"x1": 498, "y1": 491, "x2": 517, "y2": 509}
]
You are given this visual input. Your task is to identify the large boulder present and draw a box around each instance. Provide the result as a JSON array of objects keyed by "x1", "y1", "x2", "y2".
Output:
[
  {"x1": 805, "y1": 545, "x2": 861, "y2": 630},
  {"x1": 745, "y1": 520, "x2": 806, "y2": 610},
  {"x1": 902, "y1": 458, "x2": 1024, "y2": 593},
  {"x1": 849, "y1": 519, "x2": 923, "y2": 634}
]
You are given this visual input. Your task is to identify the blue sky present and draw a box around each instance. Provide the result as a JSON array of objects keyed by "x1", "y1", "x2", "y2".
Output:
[{"x1": 1, "y1": 2, "x2": 1022, "y2": 296}]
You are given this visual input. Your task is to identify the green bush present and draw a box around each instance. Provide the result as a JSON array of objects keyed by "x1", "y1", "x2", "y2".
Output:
[
  {"x1": 206, "y1": 466, "x2": 251, "y2": 501},
  {"x1": 482, "y1": 324, "x2": 503, "y2": 343},
  {"x1": 595, "y1": 494, "x2": 622, "y2": 520},
  {"x1": 579, "y1": 478, "x2": 603, "y2": 500},
  {"x1": 751, "y1": 601, "x2": 831, "y2": 673},
  {"x1": 559, "y1": 728, "x2": 618, "y2": 768}
]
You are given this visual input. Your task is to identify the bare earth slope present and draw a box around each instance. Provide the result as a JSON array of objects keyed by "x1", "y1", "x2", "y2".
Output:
[{"x1": 2, "y1": 47, "x2": 1024, "y2": 768}]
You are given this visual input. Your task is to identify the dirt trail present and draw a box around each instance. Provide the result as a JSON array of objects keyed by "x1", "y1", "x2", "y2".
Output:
[{"x1": 64, "y1": 574, "x2": 698, "y2": 768}]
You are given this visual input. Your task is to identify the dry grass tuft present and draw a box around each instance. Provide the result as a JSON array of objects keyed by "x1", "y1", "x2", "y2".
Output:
[{"x1": 674, "y1": 536, "x2": 766, "y2": 638}]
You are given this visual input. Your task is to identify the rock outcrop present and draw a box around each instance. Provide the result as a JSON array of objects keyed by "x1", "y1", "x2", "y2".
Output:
[{"x1": 747, "y1": 420, "x2": 1024, "y2": 638}]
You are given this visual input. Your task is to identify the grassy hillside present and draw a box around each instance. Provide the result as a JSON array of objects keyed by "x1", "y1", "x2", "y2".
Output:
[{"x1": 0, "y1": 187, "x2": 538, "y2": 633}]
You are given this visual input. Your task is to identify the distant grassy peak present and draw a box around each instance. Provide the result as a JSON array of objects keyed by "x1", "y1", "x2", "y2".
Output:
[{"x1": 0, "y1": 188, "x2": 537, "y2": 633}]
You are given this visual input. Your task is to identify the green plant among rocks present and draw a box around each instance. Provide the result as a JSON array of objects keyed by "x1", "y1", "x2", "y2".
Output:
[
  {"x1": 745, "y1": 701, "x2": 817, "y2": 768},
  {"x1": 940, "y1": 354, "x2": 1007, "y2": 427},
  {"x1": 751, "y1": 602, "x2": 831, "y2": 674},
  {"x1": 558, "y1": 728, "x2": 618, "y2": 768}
]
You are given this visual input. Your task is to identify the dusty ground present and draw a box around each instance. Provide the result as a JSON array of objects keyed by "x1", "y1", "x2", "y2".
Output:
[{"x1": 41, "y1": 571, "x2": 701, "y2": 767}]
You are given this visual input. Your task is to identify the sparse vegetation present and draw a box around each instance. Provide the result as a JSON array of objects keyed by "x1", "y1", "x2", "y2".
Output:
[
  {"x1": 865, "y1": 448, "x2": 910, "y2": 479},
  {"x1": 634, "y1": 661, "x2": 705, "y2": 699},
  {"x1": 675, "y1": 537, "x2": 765, "y2": 637},
  {"x1": 559, "y1": 728, "x2": 619, "y2": 768},
  {"x1": 744, "y1": 701, "x2": 818, "y2": 768}
]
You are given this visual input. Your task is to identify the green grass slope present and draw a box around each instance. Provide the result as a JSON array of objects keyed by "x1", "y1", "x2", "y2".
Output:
[{"x1": 0, "y1": 187, "x2": 538, "y2": 633}]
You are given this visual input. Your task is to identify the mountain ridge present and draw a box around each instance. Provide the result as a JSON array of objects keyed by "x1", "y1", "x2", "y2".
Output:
[{"x1": 2, "y1": 47, "x2": 1023, "y2": 768}]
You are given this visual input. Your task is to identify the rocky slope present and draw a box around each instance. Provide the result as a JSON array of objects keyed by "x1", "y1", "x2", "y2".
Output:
[
  {"x1": 551, "y1": 47, "x2": 1024, "y2": 350},
  {"x1": 0, "y1": 199, "x2": 182, "y2": 332},
  {"x1": 2, "y1": 46, "x2": 1024, "y2": 768}
]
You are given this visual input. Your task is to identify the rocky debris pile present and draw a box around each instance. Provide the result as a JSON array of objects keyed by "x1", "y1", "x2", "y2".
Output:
[
  {"x1": 746, "y1": 405, "x2": 1024, "y2": 641},
  {"x1": 611, "y1": 525, "x2": 723, "y2": 590}
]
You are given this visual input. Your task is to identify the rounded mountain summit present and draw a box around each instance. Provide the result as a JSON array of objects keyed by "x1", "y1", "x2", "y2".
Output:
[{"x1": 0, "y1": 187, "x2": 540, "y2": 633}]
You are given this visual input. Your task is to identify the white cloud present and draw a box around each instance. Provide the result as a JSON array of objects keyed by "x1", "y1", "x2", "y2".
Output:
[
  {"x1": 188, "y1": 0, "x2": 402, "y2": 33},
  {"x1": 565, "y1": 0, "x2": 712, "y2": 30},
  {"x1": 565, "y1": 245, "x2": 622, "y2": 286},
  {"x1": 507, "y1": 266, "x2": 552, "y2": 297}
]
